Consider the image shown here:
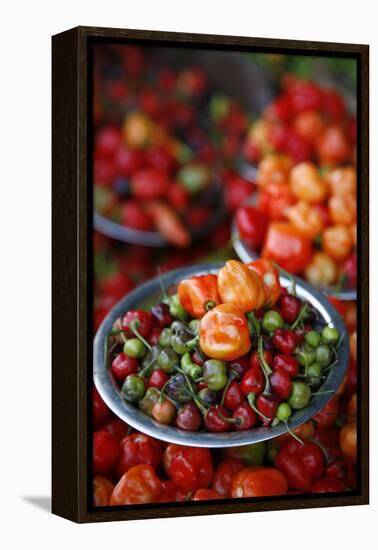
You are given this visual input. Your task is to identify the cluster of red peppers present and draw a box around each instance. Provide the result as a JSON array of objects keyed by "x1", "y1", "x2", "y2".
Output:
[
  {"x1": 105, "y1": 259, "x2": 342, "y2": 435},
  {"x1": 92, "y1": 379, "x2": 357, "y2": 506}
]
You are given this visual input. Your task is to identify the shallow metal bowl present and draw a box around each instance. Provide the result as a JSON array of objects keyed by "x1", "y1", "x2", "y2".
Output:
[
  {"x1": 94, "y1": 191, "x2": 225, "y2": 247},
  {"x1": 94, "y1": 262, "x2": 349, "y2": 447}
]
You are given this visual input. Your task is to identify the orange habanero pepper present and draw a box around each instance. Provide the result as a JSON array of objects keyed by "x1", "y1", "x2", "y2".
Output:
[
  {"x1": 178, "y1": 274, "x2": 221, "y2": 319},
  {"x1": 262, "y1": 222, "x2": 313, "y2": 274},
  {"x1": 199, "y1": 303, "x2": 251, "y2": 361},
  {"x1": 217, "y1": 260, "x2": 265, "y2": 312},
  {"x1": 247, "y1": 259, "x2": 281, "y2": 307}
]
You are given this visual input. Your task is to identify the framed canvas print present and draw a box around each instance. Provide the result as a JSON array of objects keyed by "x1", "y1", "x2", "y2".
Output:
[{"x1": 52, "y1": 26, "x2": 369, "y2": 523}]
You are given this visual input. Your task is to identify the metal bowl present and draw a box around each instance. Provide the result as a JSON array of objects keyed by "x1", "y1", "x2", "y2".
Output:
[
  {"x1": 94, "y1": 262, "x2": 349, "y2": 447},
  {"x1": 94, "y1": 187, "x2": 226, "y2": 247},
  {"x1": 232, "y1": 226, "x2": 357, "y2": 302}
]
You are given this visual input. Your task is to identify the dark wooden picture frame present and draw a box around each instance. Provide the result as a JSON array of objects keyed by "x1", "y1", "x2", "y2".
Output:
[{"x1": 52, "y1": 26, "x2": 369, "y2": 523}]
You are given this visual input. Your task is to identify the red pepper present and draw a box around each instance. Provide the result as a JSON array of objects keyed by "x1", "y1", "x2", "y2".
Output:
[
  {"x1": 275, "y1": 439, "x2": 325, "y2": 491},
  {"x1": 272, "y1": 328, "x2": 298, "y2": 354},
  {"x1": 270, "y1": 369, "x2": 292, "y2": 400},
  {"x1": 122, "y1": 310, "x2": 152, "y2": 338},
  {"x1": 262, "y1": 222, "x2": 313, "y2": 274},
  {"x1": 236, "y1": 206, "x2": 269, "y2": 248},
  {"x1": 273, "y1": 354, "x2": 299, "y2": 378},
  {"x1": 111, "y1": 352, "x2": 138, "y2": 382},
  {"x1": 313, "y1": 395, "x2": 339, "y2": 428},
  {"x1": 241, "y1": 365, "x2": 264, "y2": 396},
  {"x1": 211, "y1": 458, "x2": 244, "y2": 497},
  {"x1": 223, "y1": 381, "x2": 245, "y2": 411},
  {"x1": 192, "y1": 488, "x2": 223, "y2": 500},
  {"x1": 233, "y1": 403, "x2": 258, "y2": 430},
  {"x1": 116, "y1": 433, "x2": 162, "y2": 478},
  {"x1": 256, "y1": 394, "x2": 279, "y2": 426},
  {"x1": 247, "y1": 259, "x2": 281, "y2": 307},
  {"x1": 178, "y1": 274, "x2": 221, "y2": 319},
  {"x1": 170, "y1": 447, "x2": 213, "y2": 493},
  {"x1": 311, "y1": 476, "x2": 347, "y2": 493}
]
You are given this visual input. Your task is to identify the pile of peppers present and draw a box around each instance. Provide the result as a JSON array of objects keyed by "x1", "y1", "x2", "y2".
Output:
[{"x1": 106, "y1": 259, "x2": 343, "y2": 433}]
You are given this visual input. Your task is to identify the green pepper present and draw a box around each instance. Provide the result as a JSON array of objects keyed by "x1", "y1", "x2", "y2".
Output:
[
  {"x1": 305, "y1": 330, "x2": 321, "y2": 348},
  {"x1": 171, "y1": 332, "x2": 193, "y2": 355},
  {"x1": 262, "y1": 310, "x2": 284, "y2": 333},
  {"x1": 139, "y1": 387, "x2": 160, "y2": 416},
  {"x1": 168, "y1": 294, "x2": 189, "y2": 321},
  {"x1": 202, "y1": 359, "x2": 228, "y2": 391},
  {"x1": 225, "y1": 442, "x2": 266, "y2": 466},
  {"x1": 181, "y1": 353, "x2": 202, "y2": 380},
  {"x1": 189, "y1": 319, "x2": 200, "y2": 334},
  {"x1": 307, "y1": 361, "x2": 323, "y2": 388},
  {"x1": 157, "y1": 348, "x2": 178, "y2": 373},
  {"x1": 197, "y1": 387, "x2": 218, "y2": 406},
  {"x1": 177, "y1": 163, "x2": 210, "y2": 194},
  {"x1": 315, "y1": 343, "x2": 332, "y2": 367},
  {"x1": 159, "y1": 328, "x2": 172, "y2": 348},
  {"x1": 122, "y1": 374, "x2": 145, "y2": 403},
  {"x1": 296, "y1": 343, "x2": 316, "y2": 367},
  {"x1": 288, "y1": 381, "x2": 311, "y2": 409},
  {"x1": 123, "y1": 338, "x2": 146, "y2": 358},
  {"x1": 321, "y1": 326, "x2": 340, "y2": 345},
  {"x1": 209, "y1": 94, "x2": 231, "y2": 121},
  {"x1": 165, "y1": 373, "x2": 193, "y2": 404},
  {"x1": 276, "y1": 402, "x2": 292, "y2": 421}
]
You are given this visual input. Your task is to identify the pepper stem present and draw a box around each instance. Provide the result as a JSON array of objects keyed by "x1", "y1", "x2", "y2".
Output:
[
  {"x1": 247, "y1": 393, "x2": 270, "y2": 422},
  {"x1": 291, "y1": 302, "x2": 309, "y2": 330},
  {"x1": 129, "y1": 320, "x2": 152, "y2": 351},
  {"x1": 204, "y1": 300, "x2": 216, "y2": 312},
  {"x1": 284, "y1": 421, "x2": 305, "y2": 446}
]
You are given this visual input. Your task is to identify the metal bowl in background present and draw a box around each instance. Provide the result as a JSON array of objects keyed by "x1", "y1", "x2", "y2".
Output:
[
  {"x1": 94, "y1": 184, "x2": 226, "y2": 247},
  {"x1": 231, "y1": 222, "x2": 357, "y2": 302},
  {"x1": 94, "y1": 48, "x2": 275, "y2": 246},
  {"x1": 94, "y1": 262, "x2": 349, "y2": 448}
]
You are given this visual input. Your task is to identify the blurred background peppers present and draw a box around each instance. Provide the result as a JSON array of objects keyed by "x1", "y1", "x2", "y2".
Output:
[{"x1": 92, "y1": 44, "x2": 358, "y2": 506}]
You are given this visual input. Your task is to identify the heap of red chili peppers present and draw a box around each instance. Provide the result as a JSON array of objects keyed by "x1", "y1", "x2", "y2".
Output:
[{"x1": 105, "y1": 259, "x2": 342, "y2": 434}]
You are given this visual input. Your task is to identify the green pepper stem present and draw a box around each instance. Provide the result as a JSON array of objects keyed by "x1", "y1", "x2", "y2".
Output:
[
  {"x1": 175, "y1": 367, "x2": 208, "y2": 415},
  {"x1": 257, "y1": 336, "x2": 272, "y2": 394},
  {"x1": 247, "y1": 311, "x2": 261, "y2": 338},
  {"x1": 291, "y1": 302, "x2": 309, "y2": 330},
  {"x1": 284, "y1": 421, "x2": 305, "y2": 446},
  {"x1": 205, "y1": 300, "x2": 216, "y2": 312},
  {"x1": 185, "y1": 335, "x2": 200, "y2": 349},
  {"x1": 220, "y1": 377, "x2": 232, "y2": 407},
  {"x1": 129, "y1": 320, "x2": 152, "y2": 351},
  {"x1": 139, "y1": 356, "x2": 158, "y2": 377},
  {"x1": 247, "y1": 393, "x2": 270, "y2": 422}
]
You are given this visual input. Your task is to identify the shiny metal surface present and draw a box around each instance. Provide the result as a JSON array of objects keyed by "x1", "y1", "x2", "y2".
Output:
[{"x1": 94, "y1": 263, "x2": 349, "y2": 447}]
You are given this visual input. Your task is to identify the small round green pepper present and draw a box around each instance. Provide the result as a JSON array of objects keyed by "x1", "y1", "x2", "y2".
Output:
[
  {"x1": 262, "y1": 310, "x2": 284, "y2": 333},
  {"x1": 123, "y1": 338, "x2": 146, "y2": 358},
  {"x1": 158, "y1": 328, "x2": 172, "y2": 348},
  {"x1": 122, "y1": 374, "x2": 145, "y2": 403},
  {"x1": 288, "y1": 381, "x2": 311, "y2": 409},
  {"x1": 305, "y1": 330, "x2": 321, "y2": 348},
  {"x1": 315, "y1": 343, "x2": 332, "y2": 367},
  {"x1": 202, "y1": 359, "x2": 228, "y2": 391},
  {"x1": 157, "y1": 348, "x2": 178, "y2": 373},
  {"x1": 321, "y1": 326, "x2": 340, "y2": 345}
]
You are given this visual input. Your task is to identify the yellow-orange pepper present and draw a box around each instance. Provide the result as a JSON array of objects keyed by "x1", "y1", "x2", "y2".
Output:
[
  {"x1": 247, "y1": 259, "x2": 281, "y2": 307},
  {"x1": 329, "y1": 193, "x2": 356, "y2": 225},
  {"x1": 339, "y1": 422, "x2": 357, "y2": 464},
  {"x1": 217, "y1": 260, "x2": 264, "y2": 312},
  {"x1": 178, "y1": 274, "x2": 221, "y2": 319},
  {"x1": 304, "y1": 252, "x2": 338, "y2": 288},
  {"x1": 257, "y1": 154, "x2": 292, "y2": 187},
  {"x1": 322, "y1": 225, "x2": 353, "y2": 261},
  {"x1": 326, "y1": 166, "x2": 356, "y2": 197},
  {"x1": 286, "y1": 201, "x2": 324, "y2": 239},
  {"x1": 199, "y1": 303, "x2": 251, "y2": 361},
  {"x1": 290, "y1": 162, "x2": 328, "y2": 203}
]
